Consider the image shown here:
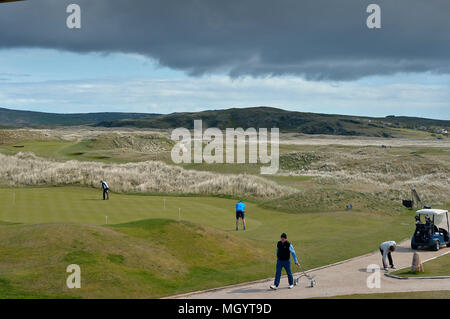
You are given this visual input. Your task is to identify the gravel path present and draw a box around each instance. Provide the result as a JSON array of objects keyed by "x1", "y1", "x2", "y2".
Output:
[{"x1": 170, "y1": 239, "x2": 450, "y2": 299}]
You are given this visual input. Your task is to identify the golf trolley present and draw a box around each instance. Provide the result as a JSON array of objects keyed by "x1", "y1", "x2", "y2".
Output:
[{"x1": 293, "y1": 262, "x2": 316, "y2": 288}]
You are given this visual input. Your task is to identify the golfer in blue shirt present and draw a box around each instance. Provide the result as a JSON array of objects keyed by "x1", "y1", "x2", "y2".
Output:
[{"x1": 235, "y1": 200, "x2": 246, "y2": 231}]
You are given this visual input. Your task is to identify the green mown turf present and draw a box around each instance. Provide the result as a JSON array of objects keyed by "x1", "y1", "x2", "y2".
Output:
[
  {"x1": 0, "y1": 141, "x2": 74, "y2": 159},
  {"x1": 0, "y1": 219, "x2": 271, "y2": 298},
  {"x1": 324, "y1": 290, "x2": 450, "y2": 299},
  {"x1": 392, "y1": 252, "x2": 450, "y2": 278},
  {"x1": 0, "y1": 186, "x2": 418, "y2": 298}
]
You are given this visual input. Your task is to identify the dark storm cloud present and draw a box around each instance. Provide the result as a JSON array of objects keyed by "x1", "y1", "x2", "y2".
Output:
[{"x1": 1, "y1": 0, "x2": 450, "y2": 80}]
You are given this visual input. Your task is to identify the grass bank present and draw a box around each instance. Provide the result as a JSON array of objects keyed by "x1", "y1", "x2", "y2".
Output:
[
  {"x1": 392, "y1": 252, "x2": 450, "y2": 278},
  {"x1": 324, "y1": 290, "x2": 450, "y2": 299}
]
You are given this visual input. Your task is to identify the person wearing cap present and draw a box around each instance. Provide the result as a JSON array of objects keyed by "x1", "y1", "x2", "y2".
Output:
[
  {"x1": 380, "y1": 240, "x2": 396, "y2": 271},
  {"x1": 235, "y1": 200, "x2": 246, "y2": 231},
  {"x1": 100, "y1": 180, "x2": 109, "y2": 200},
  {"x1": 270, "y1": 233, "x2": 299, "y2": 290}
]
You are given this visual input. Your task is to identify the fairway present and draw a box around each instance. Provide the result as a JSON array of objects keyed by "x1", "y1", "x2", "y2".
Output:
[{"x1": 0, "y1": 186, "x2": 278, "y2": 228}]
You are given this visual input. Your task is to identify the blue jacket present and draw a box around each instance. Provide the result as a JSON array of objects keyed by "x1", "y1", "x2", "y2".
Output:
[{"x1": 236, "y1": 201, "x2": 246, "y2": 212}]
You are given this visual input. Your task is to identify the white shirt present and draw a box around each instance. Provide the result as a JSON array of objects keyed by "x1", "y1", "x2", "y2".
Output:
[
  {"x1": 380, "y1": 241, "x2": 396, "y2": 252},
  {"x1": 380, "y1": 241, "x2": 396, "y2": 267}
]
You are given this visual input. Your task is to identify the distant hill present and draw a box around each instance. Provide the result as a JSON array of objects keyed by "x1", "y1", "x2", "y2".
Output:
[
  {"x1": 96, "y1": 107, "x2": 450, "y2": 137},
  {"x1": 0, "y1": 107, "x2": 159, "y2": 127},
  {"x1": 1, "y1": 106, "x2": 448, "y2": 137},
  {"x1": 383, "y1": 115, "x2": 450, "y2": 129}
]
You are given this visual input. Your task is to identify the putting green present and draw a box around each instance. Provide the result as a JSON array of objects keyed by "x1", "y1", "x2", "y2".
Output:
[{"x1": 0, "y1": 187, "x2": 278, "y2": 229}]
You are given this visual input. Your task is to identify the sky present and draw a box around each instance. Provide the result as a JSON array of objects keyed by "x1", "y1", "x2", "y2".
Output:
[{"x1": 0, "y1": 0, "x2": 449, "y2": 119}]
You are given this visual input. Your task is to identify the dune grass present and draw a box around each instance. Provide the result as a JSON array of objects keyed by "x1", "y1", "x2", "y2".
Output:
[
  {"x1": 0, "y1": 137, "x2": 172, "y2": 164},
  {"x1": 0, "y1": 152, "x2": 293, "y2": 200}
]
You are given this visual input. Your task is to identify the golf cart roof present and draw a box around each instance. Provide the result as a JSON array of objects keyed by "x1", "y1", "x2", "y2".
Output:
[
  {"x1": 416, "y1": 209, "x2": 448, "y2": 225},
  {"x1": 416, "y1": 209, "x2": 448, "y2": 215}
]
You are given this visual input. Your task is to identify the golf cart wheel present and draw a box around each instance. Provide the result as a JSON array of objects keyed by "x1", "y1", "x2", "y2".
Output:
[
  {"x1": 447, "y1": 242, "x2": 450, "y2": 248},
  {"x1": 433, "y1": 241, "x2": 440, "y2": 251},
  {"x1": 411, "y1": 244, "x2": 418, "y2": 250}
]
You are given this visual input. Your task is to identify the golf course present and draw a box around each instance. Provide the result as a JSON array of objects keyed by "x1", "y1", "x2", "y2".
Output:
[
  {"x1": 0, "y1": 112, "x2": 448, "y2": 299},
  {"x1": 2, "y1": 1, "x2": 450, "y2": 312},
  {"x1": 0, "y1": 186, "x2": 418, "y2": 298}
]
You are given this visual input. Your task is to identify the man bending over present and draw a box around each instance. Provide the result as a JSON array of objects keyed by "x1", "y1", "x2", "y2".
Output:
[
  {"x1": 380, "y1": 240, "x2": 396, "y2": 271},
  {"x1": 235, "y1": 200, "x2": 246, "y2": 231},
  {"x1": 101, "y1": 180, "x2": 109, "y2": 200}
]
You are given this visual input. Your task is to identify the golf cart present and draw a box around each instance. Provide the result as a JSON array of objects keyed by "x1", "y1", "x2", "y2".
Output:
[{"x1": 411, "y1": 209, "x2": 450, "y2": 251}]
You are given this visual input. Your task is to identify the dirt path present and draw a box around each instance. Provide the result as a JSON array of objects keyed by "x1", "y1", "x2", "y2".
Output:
[{"x1": 171, "y1": 239, "x2": 450, "y2": 299}]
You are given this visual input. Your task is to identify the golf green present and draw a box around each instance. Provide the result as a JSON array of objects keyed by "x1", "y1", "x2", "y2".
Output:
[{"x1": 0, "y1": 186, "x2": 416, "y2": 269}]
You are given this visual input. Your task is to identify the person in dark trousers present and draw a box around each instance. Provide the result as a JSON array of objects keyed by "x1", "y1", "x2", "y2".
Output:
[
  {"x1": 100, "y1": 180, "x2": 109, "y2": 200},
  {"x1": 270, "y1": 233, "x2": 299, "y2": 290},
  {"x1": 235, "y1": 200, "x2": 246, "y2": 231},
  {"x1": 379, "y1": 240, "x2": 396, "y2": 271}
]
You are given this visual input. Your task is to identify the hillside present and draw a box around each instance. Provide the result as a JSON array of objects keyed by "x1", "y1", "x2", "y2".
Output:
[
  {"x1": 1, "y1": 106, "x2": 448, "y2": 137},
  {"x1": 0, "y1": 107, "x2": 158, "y2": 127},
  {"x1": 0, "y1": 219, "x2": 270, "y2": 298},
  {"x1": 97, "y1": 107, "x2": 450, "y2": 137}
]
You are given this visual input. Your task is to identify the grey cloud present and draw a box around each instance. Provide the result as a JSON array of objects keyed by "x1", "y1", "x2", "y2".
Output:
[{"x1": 0, "y1": 0, "x2": 449, "y2": 80}]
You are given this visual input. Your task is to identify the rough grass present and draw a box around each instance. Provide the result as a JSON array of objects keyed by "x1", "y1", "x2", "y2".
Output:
[
  {"x1": 0, "y1": 131, "x2": 174, "y2": 164},
  {"x1": 277, "y1": 146, "x2": 450, "y2": 208},
  {"x1": 0, "y1": 219, "x2": 271, "y2": 299},
  {"x1": 0, "y1": 152, "x2": 293, "y2": 200},
  {"x1": 261, "y1": 188, "x2": 404, "y2": 214},
  {"x1": 0, "y1": 129, "x2": 59, "y2": 145},
  {"x1": 81, "y1": 133, "x2": 174, "y2": 153},
  {"x1": 279, "y1": 152, "x2": 323, "y2": 171}
]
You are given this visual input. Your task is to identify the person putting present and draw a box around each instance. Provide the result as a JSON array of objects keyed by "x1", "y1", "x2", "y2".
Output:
[
  {"x1": 235, "y1": 200, "x2": 246, "y2": 231},
  {"x1": 100, "y1": 180, "x2": 109, "y2": 200},
  {"x1": 380, "y1": 240, "x2": 396, "y2": 271},
  {"x1": 270, "y1": 233, "x2": 299, "y2": 290}
]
